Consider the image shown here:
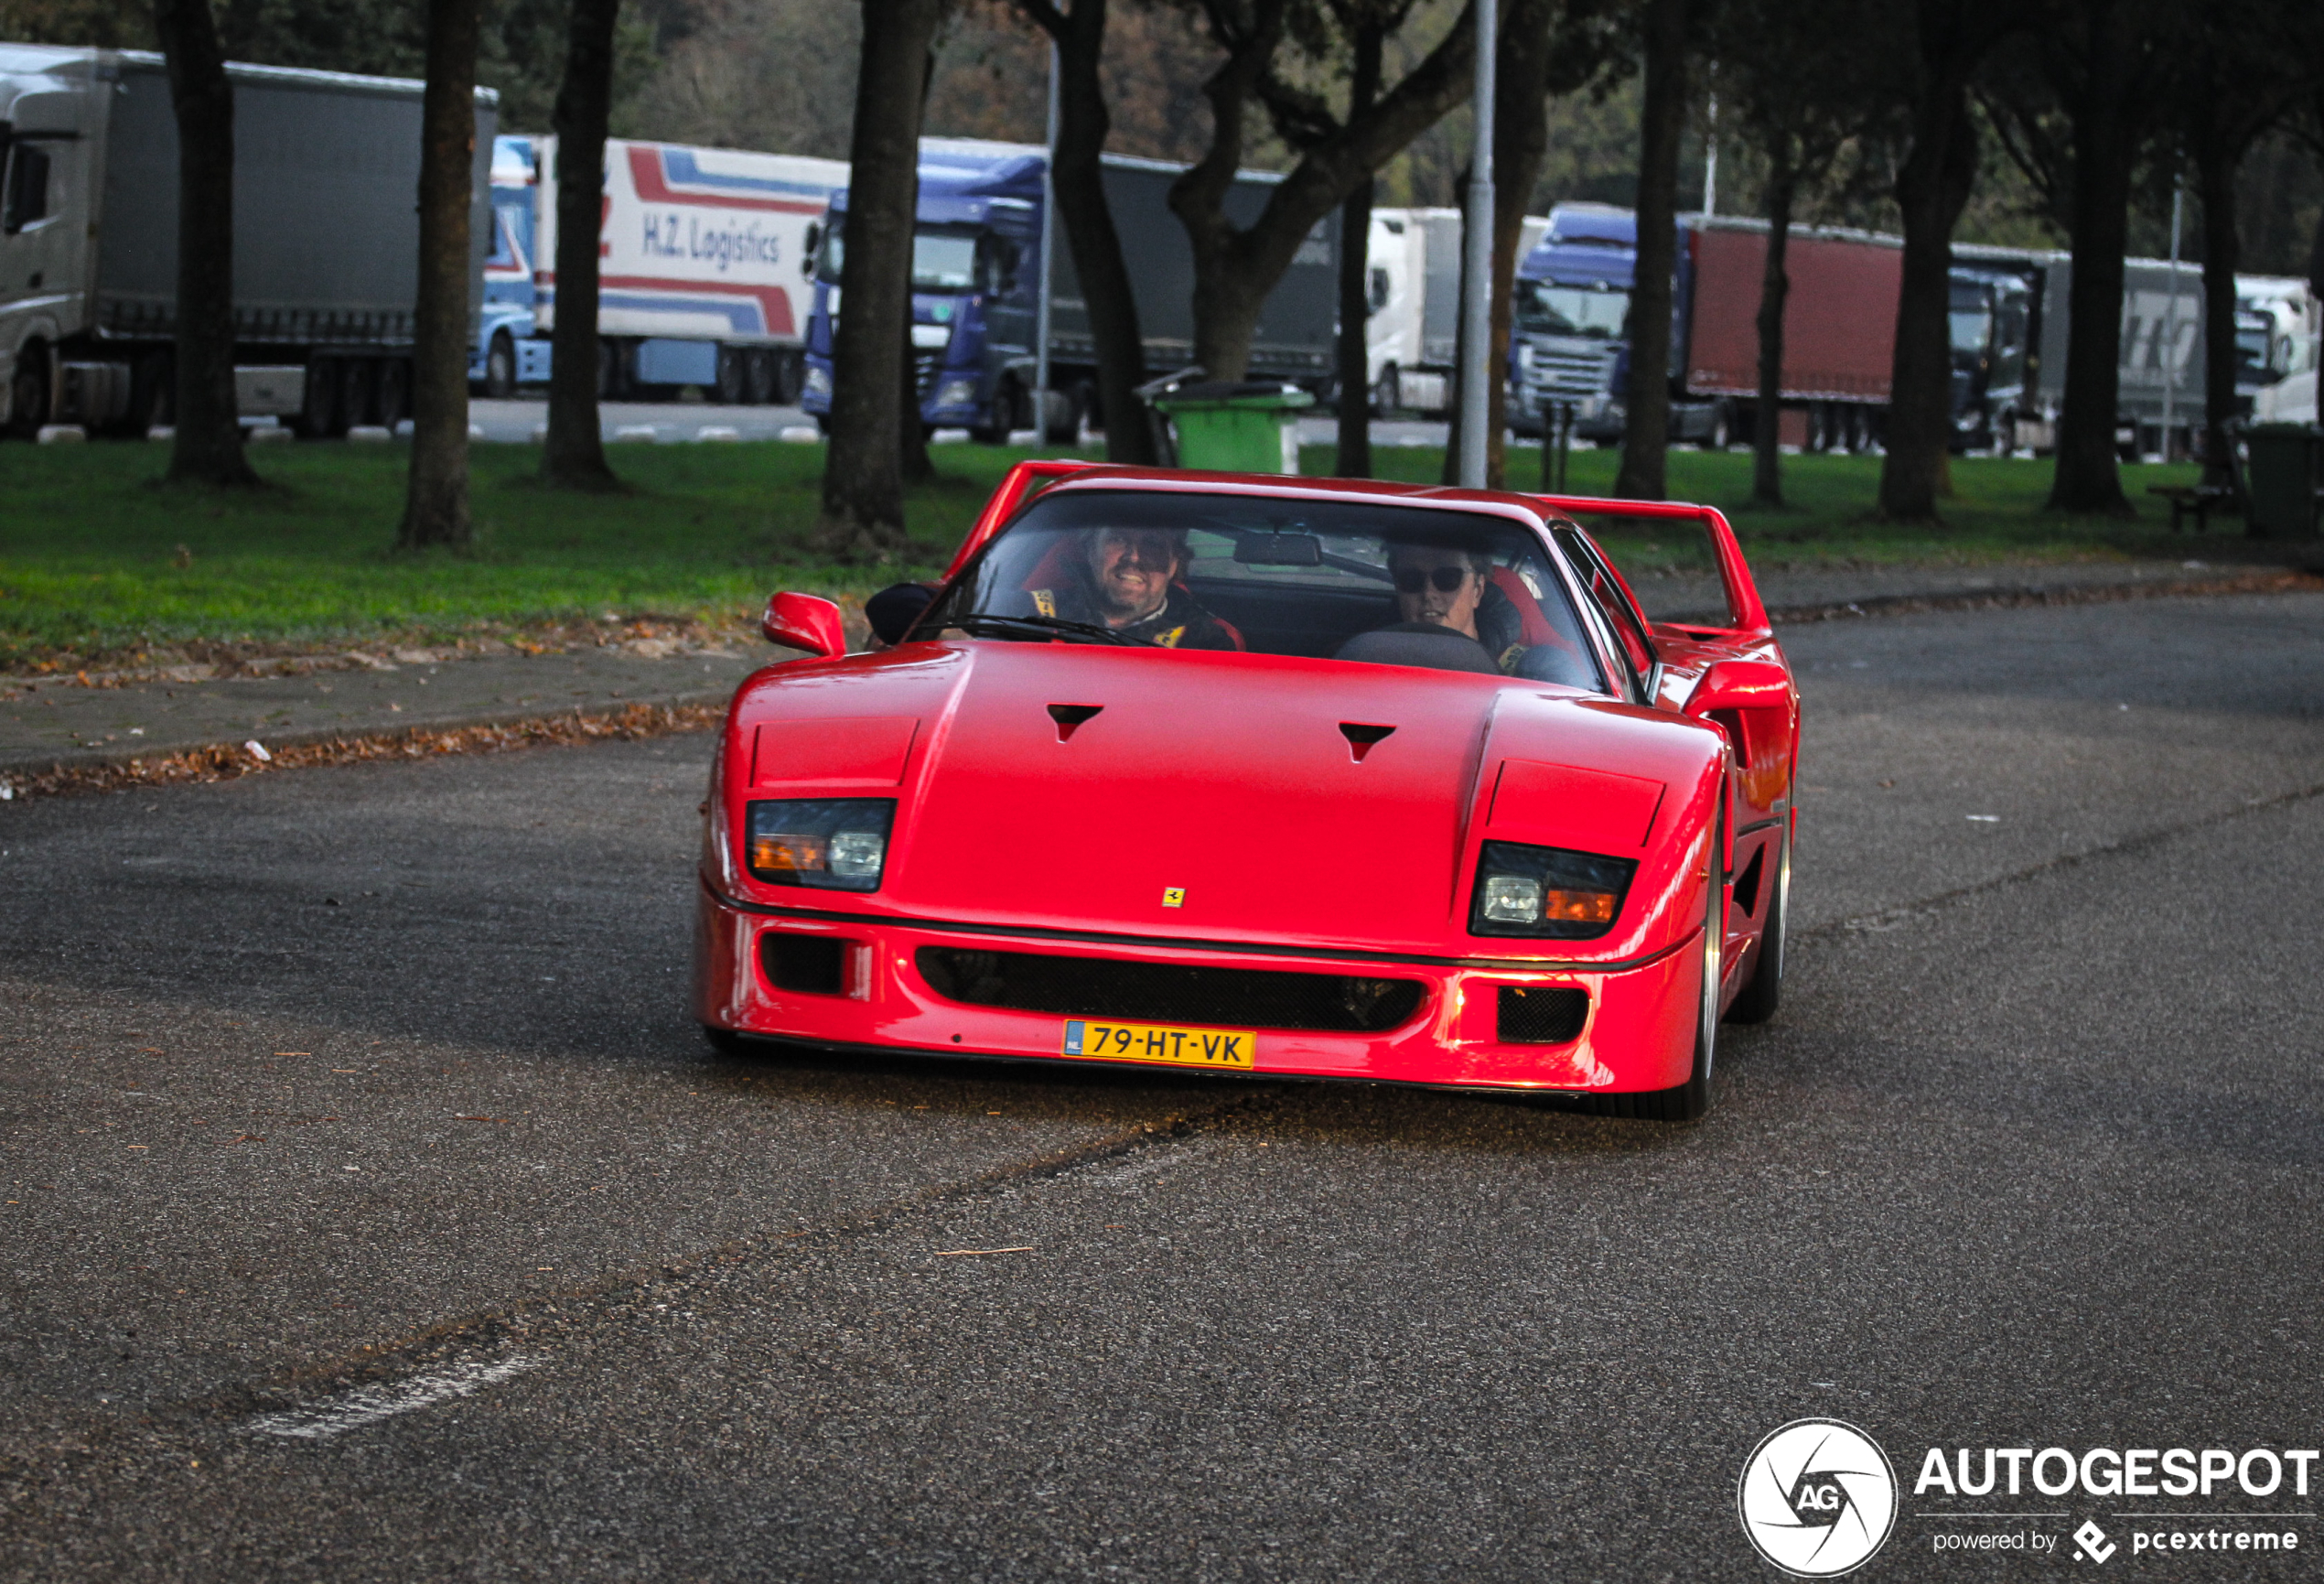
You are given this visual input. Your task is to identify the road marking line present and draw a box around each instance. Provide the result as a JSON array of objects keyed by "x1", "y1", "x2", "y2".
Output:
[{"x1": 242, "y1": 1355, "x2": 543, "y2": 1440}]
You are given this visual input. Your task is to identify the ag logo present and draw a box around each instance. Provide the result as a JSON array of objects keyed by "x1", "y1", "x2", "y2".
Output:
[{"x1": 1738, "y1": 1418, "x2": 1899, "y2": 1577}]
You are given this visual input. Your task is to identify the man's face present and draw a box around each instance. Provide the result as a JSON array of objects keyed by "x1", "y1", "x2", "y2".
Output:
[
  {"x1": 1392, "y1": 547, "x2": 1484, "y2": 637},
  {"x1": 1087, "y1": 528, "x2": 1182, "y2": 623}
]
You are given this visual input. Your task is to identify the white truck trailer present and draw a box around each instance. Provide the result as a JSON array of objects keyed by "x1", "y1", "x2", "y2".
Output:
[
  {"x1": 1361, "y1": 206, "x2": 1547, "y2": 416},
  {"x1": 0, "y1": 42, "x2": 492, "y2": 437},
  {"x1": 516, "y1": 135, "x2": 846, "y2": 402}
]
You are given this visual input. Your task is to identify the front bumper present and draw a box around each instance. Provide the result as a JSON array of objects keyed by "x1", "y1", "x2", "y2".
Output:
[{"x1": 693, "y1": 883, "x2": 1702, "y2": 1094}]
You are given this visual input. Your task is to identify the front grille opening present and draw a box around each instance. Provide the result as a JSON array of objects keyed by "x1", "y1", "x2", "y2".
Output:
[
  {"x1": 1497, "y1": 985, "x2": 1588, "y2": 1044},
  {"x1": 762, "y1": 933, "x2": 849, "y2": 997},
  {"x1": 917, "y1": 947, "x2": 1425, "y2": 1033}
]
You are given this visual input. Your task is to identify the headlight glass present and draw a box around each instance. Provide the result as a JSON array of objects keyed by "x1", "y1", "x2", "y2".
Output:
[
  {"x1": 747, "y1": 798, "x2": 895, "y2": 891},
  {"x1": 803, "y1": 365, "x2": 832, "y2": 397},
  {"x1": 935, "y1": 378, "x2": 979, "y2": 408},
  {"x1": 1469, "y1": 840, "x2": 1637, "y2": 939}
]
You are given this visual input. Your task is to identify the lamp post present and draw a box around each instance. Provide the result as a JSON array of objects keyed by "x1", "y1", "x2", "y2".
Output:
[{"x1": 1456, "y1": 0, "x2": 1498, "y2": 489}]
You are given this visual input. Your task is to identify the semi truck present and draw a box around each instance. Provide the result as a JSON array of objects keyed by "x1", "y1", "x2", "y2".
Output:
[
  {"x1": 1359, "y1": 206, "x2": 1548, "y2": 417},
  {"x1": 799, "y1": 138, "x2": 1340, "y2": 441},
  {"x1": 1510, "y1": 205, "x2": 1911, "y2": 450},
  {"x1": 480, "y1": 134, "x2": 847, "y2": 403},
  {"x1": 0, "y1": 42, "x2": 493, "y2": 438}
]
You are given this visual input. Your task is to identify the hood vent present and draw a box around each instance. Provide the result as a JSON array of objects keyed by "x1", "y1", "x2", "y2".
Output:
[
  {"x1": 1339, "y1": 721, "x2": 1396, "y2": 762},
  {"x1": 1047, "y1": 703, "x2": 1103, "y2": 741}
]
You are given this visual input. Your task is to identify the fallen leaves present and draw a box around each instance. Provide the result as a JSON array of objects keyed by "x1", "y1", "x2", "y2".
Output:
[{"x1": 2, "y1": 702, "x2": 723, "y2": 801}]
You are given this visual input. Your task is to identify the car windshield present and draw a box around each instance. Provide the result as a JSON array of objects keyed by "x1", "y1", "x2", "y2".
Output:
[
  {"x1": 925, "y1": 490, "x2": 1608, "y2": 691},
  {"x1": 1516, "y1": 281, "x2": 1629, "y2": 339}
]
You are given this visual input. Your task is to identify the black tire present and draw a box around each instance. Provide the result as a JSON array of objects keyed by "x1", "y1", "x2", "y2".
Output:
[
  {"x1": 701, "y1": 1024, "x2": 759, "y2": 1058},
  {"x1": 482, "y1": 333, "x2": 516, "y2": 399},
  {"x1": 1374, "y1": 362, "x2": 1400, "y2": 417},
  {"x1": 10, "y1": 341, "x2": 51, "y2": 436},
  {"x1": 127, "y1": 350, "x2": 173, "y2": 436},
  {"x1": 296, "y1": 357, "x2": 342, "y2": 438},
  {"x1": 339, "y1": 359, "x2": 378, "y2": 429},
  {"x1": 1723, "y1": 818, "x2": 1788, "y2": 1026},
  {"x1": 969, "y1": 383, "x2": 1014, "y2": 445},
  {"x1": 1700, "y1": 402, "x2": 1731, "y2": 451},
  {"x1": 376, "y1": 358, "x2": 411, "y2": 427},
  {"x1": 744, "y1": 347, "x2": 779, "y2": 405},
  {"x1": 714, "y1": 344, "x2": 747, "y2": 405}
]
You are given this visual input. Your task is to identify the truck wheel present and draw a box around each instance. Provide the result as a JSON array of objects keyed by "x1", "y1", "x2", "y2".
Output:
[
  {"x1": 131, "y1": 350, "x2": 174, "y2": 435},
  {"x1": 776, "y1": 350, "x2": 805, "y2": 405},
  {"x1": 482, "y1": 333, "x2": 516, "y2": 399},
  {"x1": 376, "y1": 359, "x2": 411, "y2": 427},
  {"x1": 969, "y1": 383, "x2": 1014, "y2": 446},
  {"x1": 7, "y1": 341, "x2": 50, "y2": 436},
  {"x1": 1373, "y1": 363, "x2": 1400, "y2": 417},
  {"x1": 744, "y1": 348, "x2": 778, "y2": 405},
  {"x1": 339, "y1": 359, "x2": 378, "y2": 429},
  {"x1": 1700, "y1": 402, "x2": 1732, "y2": 451},
  {"x1": 1043, "y1": 383, "x2": 1081, "y2": 445},
  {"x1": 296, "y1": 358, "x2": 340, "y2": 438},
  {"x1": 715, "y1": 345, "x2": 747, "y2": 405}
]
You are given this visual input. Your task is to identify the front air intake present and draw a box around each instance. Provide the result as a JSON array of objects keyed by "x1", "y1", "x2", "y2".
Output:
[
  {"x1": 1497, "y1": 986, "x2": 1588, "y2": 1044},
  {"x1": 761, "y1": 933, "x2": 849, "y2": 996},
  {"x1": 917, "y1": 947, "x2": 1425, "y2": 1033}
]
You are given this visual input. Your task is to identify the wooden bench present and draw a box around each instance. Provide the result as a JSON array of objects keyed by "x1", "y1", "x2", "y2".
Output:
[{"x1": 2146, "y1": 483, "x2": 2237, "y2": 533}]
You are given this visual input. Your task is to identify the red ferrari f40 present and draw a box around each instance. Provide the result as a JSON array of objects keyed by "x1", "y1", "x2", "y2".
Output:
[{"x1": 695, "y1": 463, "x2": 1797, "y2": 1120}]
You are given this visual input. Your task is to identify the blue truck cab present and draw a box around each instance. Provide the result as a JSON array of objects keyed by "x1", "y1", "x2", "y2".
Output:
[
  {"x1": 470, "y1": 135, "x2": 554, "y2": 395},
  {"x1": 1510, "y1": 203, "x2": 1637, "y2": 442},
  {"x1": 801, "y1": 140, "x2": 1049, "y2": 441}
]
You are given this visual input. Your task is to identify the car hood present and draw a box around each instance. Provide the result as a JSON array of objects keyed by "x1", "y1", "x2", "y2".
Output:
[{"x1": 730, "y1": 641, "x2": 1716, "y2": 957}]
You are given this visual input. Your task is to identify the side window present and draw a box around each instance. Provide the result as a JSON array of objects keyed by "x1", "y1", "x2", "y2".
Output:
[
  {"x1": 1554, "y1": 509, "x2": 1742, "y2": 631},
  {"x1": 4, "y1": 142, "x2": 52, "y2": 234},
  {"x1": 1553, "y1": 526, "x2": 1656, "y2": 688}
]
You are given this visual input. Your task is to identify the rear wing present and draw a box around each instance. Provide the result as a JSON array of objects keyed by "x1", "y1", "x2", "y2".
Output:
[{"x1": 1519, "y1": 492, "x2": 1770, "y2": 636}]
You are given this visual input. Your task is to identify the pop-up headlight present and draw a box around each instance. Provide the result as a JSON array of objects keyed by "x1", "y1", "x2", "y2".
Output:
[
  {"x1": 747, "y1": 799, "x2": 896, "y2": 891},
  {"x1": 1469, "y1": 841, "x2": 1637, "y2": 939}
]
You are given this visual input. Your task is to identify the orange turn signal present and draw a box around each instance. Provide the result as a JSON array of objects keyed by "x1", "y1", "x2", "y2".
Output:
[
  {"x1": 750, "y1": 833, "x2": 828, "y2": 873},
  {"x1": 1540, "y1": 889, "x2": 1618, "y2": 924}
]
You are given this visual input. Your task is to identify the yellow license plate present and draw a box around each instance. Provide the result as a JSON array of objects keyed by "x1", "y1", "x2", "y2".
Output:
[{"x1": 1061, "y1": 1018, "x2": 1256, "y2": 1070}]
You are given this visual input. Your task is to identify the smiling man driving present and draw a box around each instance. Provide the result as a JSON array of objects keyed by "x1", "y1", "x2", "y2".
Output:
[{"x1": 1025, "y1": 526, "x2": 1238, "y2": 649}]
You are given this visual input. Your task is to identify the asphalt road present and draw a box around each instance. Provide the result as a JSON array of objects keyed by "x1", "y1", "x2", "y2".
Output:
[{"x1": 5, "y1": 592, "x2": 2322, "y2": 1580}]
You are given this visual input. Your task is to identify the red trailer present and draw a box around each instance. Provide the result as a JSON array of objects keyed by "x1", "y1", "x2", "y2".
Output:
[{"x1": 1678, "y1": 219, "x2": 1902, "y2": 450}]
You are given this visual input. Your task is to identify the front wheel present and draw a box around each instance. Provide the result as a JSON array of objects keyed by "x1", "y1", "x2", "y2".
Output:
[
  {"x1": 482, "y1": 333, "x2": 516, "y2": 399},
  {"x1": 968, "y1": 384, "x2": 1014, "y2": 445}
]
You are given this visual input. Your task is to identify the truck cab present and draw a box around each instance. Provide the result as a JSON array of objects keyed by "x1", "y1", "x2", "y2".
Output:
[
  {"x1": 1946, "y1": 267, "x2": 2037, "y2": 453},
  {"x1": 801, "y1": 139, "x2": 1047, "y2": 442},
  {"x1": 470, "y1": 134, "x2": 551, "y2": 397},
  {"x1": 1510, "y1": 204, "x2": 1636, "y2": 443}
]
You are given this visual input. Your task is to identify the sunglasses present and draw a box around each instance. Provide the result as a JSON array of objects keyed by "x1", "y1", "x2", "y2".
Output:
[{"x1": 1394, "y1": 565, "x2": 1475, "y2": 594}]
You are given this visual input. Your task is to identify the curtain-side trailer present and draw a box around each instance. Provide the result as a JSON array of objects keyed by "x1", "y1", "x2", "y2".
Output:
[{"x1": 0, "y1": 42, "x2": 491, "y2": 438}]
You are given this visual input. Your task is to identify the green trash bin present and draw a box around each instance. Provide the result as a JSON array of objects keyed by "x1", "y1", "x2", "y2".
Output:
[
  {"x1": 2245, "y1": 424, "x2": 2322, "y2": 540},
  {"x1": 1151, "y1": 381, "x2": 1315, "y2": 474}
]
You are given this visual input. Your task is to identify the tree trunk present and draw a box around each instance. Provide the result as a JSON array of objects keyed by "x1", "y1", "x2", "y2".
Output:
[
  {"x1": 398, "y1": 0, "x2": 482, "y2": 549},
  {"x1": 1752, "y1": 159, "x2": 1795, "y2": 508},
  {"x1": 153, "y1": 0, "x2": 255, "y2": 486},
  {"x1": 1614, "y1": 0, "x2": 1687, "y2": 501},
  {"x1": 1335, "y1": 25, "x2": 1383, "y2": 480},
  {"x1": 1032, "y1": 0, "x2": 1157, "y2": 464},
  {"x1": 1168, "y1": 0, "x2": 1476, "y2": 385},
  {"x1": 1877, "y1": 82, "x2": 1974, "y2": 521},
  {"x1": 898, "y1": 38, "x2": 938, "y2": 487},
  {"x1": 2046, "y1": 16, "x2": 2141, "y2": 517},
  {"x1": 2197, "y1": 147, "x2": 2241, "y2": 494},
  {"x1": 541, "y1": 0, "x2": 622, "y2": 491},
  {"x1": 1442, "y1": 0, "x2": 1552, "y2": 490},
  {"x1": 817, "y1": 0, "x2": 951, "y2": 561}
]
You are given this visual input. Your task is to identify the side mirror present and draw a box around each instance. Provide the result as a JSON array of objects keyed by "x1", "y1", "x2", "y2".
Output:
[
  {"x1": 1685, "y1": 658, "x2": 1791, "y2": 717},
  {"x1": 865, "y1": 582, "x2": 939, "y2": 646},
  {"x1": 761, "y1": 592, "x2": 847, "y2": 659}
]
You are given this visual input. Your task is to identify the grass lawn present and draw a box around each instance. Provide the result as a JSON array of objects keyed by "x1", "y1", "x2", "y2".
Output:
[{"x1": 0, "y1": 433, "x2": 2219, "y2": 673}]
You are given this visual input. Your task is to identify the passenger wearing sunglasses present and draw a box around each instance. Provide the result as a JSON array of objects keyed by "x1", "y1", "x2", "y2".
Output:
[{"x1": 1389, "y1": 544, "x2": 1493, "y2": 640}]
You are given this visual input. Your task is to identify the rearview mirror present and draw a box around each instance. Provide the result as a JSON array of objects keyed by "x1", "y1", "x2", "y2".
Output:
[
  {"x1": 1234, "y1": 532, "x2": 1323, "y2": 566},
  {"x1": 1684, "y1": 658, "x2": 1790, "y2": 717},
  {"x1": 761, "y1": 592, "x2": 847, "y2": 659}
]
